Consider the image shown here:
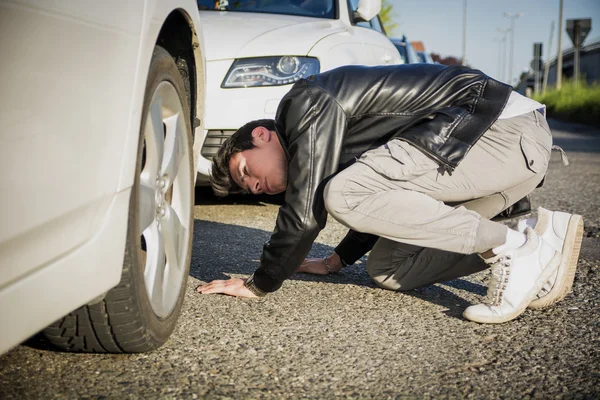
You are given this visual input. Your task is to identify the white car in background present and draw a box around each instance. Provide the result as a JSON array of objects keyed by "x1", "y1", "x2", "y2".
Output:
[
  {"x1": 0, "y1": 0, "x2": 207, "y2": 355},
  {"x1": 195, "y1": 0, "x2": 402, "y2": 184}
]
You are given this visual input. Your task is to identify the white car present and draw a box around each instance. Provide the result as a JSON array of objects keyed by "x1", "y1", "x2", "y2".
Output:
[
  {"x1": 0, "y1": 0, "x2": 207, "y2": 355},
  {"x1": 195, "y1": 0, "x2": 402, "y2": 184}
]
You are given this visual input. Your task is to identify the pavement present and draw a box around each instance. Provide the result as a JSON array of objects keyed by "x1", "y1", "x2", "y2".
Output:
[{"x1": 1, "y1": 119, "x2": 599, "y2": 399}]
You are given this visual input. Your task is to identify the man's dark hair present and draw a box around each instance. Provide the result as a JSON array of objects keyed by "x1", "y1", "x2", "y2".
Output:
[{"x1": 210, "y1": 119, "x2": 277, "y2": 197}]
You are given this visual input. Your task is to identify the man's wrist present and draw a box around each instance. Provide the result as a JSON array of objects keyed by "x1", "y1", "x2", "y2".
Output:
[
  {"x1": 245, "y1": 274, "x2": 268, "y2": 297},
  {"x1": 339, "y1": 254, "x2": 348, "y2": 267},
  {"x1": 331, "y1": 252, "x2": 347, "y2": 269}
]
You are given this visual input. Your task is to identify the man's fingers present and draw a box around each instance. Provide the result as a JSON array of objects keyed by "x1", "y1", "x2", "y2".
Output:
[
  {"x1": 197, "y1": 280, "x2": 226, "y2": 292},
  {"x1": 296, "y1": 260, "x2": 329, "y2": 275},
  {"x1": 196, "y1": 278, "x2": 258, "y2": 298},
  {"x1": 198, "y1": 285, "x2": 227, "y2": 294}
]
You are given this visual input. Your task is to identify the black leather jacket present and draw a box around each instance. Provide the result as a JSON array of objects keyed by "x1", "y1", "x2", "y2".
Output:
[{"x1": 249, "y1": 64, "x2": 512, "y2": 293}]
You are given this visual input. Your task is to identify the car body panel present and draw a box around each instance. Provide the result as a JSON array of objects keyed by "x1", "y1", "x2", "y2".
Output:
[
  {"x1": 0, "y1": 0, "x2": 206, "y2": 355},
  {"x1": 0, "y1": 0, "x2": 143, "y2": 289},
  {"x1": 199, "y1": 12, "x2": 348, "y2": 61},
  {"x1": 354, "y1": 25, "x2": 398, "y2": 65}
]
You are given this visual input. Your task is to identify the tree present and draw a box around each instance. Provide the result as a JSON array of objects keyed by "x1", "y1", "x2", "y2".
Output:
[
  {"x1": 379, "y1": 0, "x2": 399, "y2": 36},
  {"x1": 430, "y1": 52, "x2": 465, "y2": 66}
]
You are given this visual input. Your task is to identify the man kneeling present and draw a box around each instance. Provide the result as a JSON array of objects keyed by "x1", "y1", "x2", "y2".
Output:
[{"x1": 197, "y1": 64, "x2": 583, "y2": 324}]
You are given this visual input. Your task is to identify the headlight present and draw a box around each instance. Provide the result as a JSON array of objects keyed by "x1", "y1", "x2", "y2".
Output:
[{"x1": 221, "y1": 56, "x2": 320, "y2": 88}]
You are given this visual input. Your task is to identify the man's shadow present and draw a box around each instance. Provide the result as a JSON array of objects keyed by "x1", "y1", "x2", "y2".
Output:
[{"x1": 190, "y1": 219, "x2": 487, "y2": 320}]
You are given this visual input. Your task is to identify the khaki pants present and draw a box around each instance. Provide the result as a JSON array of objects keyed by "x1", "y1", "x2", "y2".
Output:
[{"x1": 324, "y1": 111, "x2": 552, "y2": 291}]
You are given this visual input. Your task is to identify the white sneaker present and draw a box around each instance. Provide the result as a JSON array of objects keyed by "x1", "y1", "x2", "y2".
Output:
[
  {"x1": 463, "y1": 227, "x2": 561, "y2": 324},
  {"x1": 519, "y1": 208, "x2": 584, "y2": 309}
]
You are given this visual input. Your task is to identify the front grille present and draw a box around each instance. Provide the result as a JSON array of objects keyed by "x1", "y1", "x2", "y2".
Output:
[{"x1": 201, "y1": 130, "x2": 236, "y2": 159}]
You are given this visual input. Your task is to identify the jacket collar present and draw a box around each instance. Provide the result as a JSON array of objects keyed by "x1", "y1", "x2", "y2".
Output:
[{"x1": 274, "y1": 123, "x2": 291, "y2": 162}]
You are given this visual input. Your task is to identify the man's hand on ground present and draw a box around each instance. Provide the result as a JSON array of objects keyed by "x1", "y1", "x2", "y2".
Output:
[
  {"x1": 297, "y1": 253, "x2": 344, "y2": 275},
  {"x1": 196, "y1": 277, "x2": 258, "y2": 298}
]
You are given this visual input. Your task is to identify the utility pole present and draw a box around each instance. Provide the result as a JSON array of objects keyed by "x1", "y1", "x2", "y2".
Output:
[
  {"x1": 462, "y1": 0, "x2": 467, "y2": 65},
  {"x1": 543, "y1": 21, "x2": 555, "y2": 94},
  {"x1": 504, "y1": 12, "x2": 523, "y2": 86},
  {"x1": 497, "y1": 28, "x2": 511, "y2": 82},
  {"x1": 556, "y1": 0, "x2": 564, "y2": 89},
  {"x1": 493, "y1": 37, "x2": 503, "y2": 79},
  {"x1": 533, "y1": 43, "x2": 543, "y2": 94}
]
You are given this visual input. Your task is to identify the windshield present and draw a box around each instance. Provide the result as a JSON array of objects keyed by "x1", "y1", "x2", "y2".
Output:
[{"x1": 197, "y1": 0, "x2": 336, "y2": 19}]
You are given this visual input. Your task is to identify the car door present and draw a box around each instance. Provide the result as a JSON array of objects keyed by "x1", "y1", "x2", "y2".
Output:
[
  {"x1": 346, "y1": 0, "x2": 401, "y2": 66},
  {"x1": 0, "y1": 0, "x2": 143, "y2": 288}
]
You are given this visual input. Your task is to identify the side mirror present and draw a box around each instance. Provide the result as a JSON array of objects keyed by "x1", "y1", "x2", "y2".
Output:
[{"x1": 353, "y1": 0, "x2": 381, "y2": 23}]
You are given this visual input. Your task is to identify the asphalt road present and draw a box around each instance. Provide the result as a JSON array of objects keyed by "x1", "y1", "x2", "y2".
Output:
[{"x1": 1, "y1": 119, "x2": 599, "y2": 399}]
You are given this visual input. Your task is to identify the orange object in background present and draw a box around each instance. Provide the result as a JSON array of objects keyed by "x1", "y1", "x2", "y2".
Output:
[{"x1": 411, "y1": 41, "x2": 425, "y2": 52}]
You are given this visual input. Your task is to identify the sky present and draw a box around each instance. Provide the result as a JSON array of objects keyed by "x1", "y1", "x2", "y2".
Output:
[{"x1": 386, "y1": 0, "x2": 600, "y2": 85}]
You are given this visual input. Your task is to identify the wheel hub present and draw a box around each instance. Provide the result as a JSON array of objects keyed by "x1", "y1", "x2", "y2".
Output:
[{"x1": 154, "y1": 175, "x2": 168, "y2": 226}]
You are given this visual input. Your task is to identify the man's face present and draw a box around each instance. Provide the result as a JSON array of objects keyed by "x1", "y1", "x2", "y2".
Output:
[{"x1": 229, "y1": 127, "x2": 288, "y2": 195}]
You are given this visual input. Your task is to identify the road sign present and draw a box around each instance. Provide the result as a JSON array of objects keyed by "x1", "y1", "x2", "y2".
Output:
[
  {"x1": 566, "y1": 18, "x2": 592, "y2": 82},
  {"x1": 566, "y1": 19, "x2": 591, "y2": 47},
  {"x1": 530, "y1": 59, "x2": 544, "y2": 72}
]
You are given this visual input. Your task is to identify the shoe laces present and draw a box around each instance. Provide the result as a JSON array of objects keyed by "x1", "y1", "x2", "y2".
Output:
[{"x1": 485, "y1": 255, "x2": 512, "y2": 306}]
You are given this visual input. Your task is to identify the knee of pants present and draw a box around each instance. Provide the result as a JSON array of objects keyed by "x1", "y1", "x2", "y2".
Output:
[
  {"x1": 366, "y1": 263, "x2": 418, "y2": 292},
  {"x1": 366, "y1": 247, "x2": 418, "y2": 292}
]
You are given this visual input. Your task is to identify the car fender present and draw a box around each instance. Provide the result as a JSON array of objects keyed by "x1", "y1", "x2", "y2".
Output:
[
  {"x1": 116, "y1": 0, "x2": 207, "y2": 193},
  {"x1": 308, "y1": 30, "x2": 367, "y2": 71}
]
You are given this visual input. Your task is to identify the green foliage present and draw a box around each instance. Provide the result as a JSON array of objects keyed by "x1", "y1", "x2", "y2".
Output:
[
  {"x1": 379, "y1": 0, "x2": 399, "y2": 36},
  {"x1": 533, "y1": 81, "x2": 600, "y2": 126}
]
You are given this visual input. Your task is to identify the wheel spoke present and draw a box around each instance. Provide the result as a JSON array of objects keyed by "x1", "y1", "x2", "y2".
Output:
[
  {"x1": 138, "y1": 180, "x2": 156, "y2": 233},
  {"x1": 161, "y1": 113, "x2": 183, "y2": 188},
  {"x1": 138, "y1": 80, "x2": 191, "y2": 318},
  {"x1": 142, "y1": 96, "x2": 165, "y2": 180},
  {"x1": 143, "y1": 222, "x2": 166, "y2": 306},
  {"x1": 161, "y1": 202, "x2": 184, "y2": 271}
]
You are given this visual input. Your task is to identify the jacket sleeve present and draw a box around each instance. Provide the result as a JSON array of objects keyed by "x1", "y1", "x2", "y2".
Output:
[
  {"x1": 335, "y1": 230, "x2": 379, "y2": 265},
  {"x1": 250, "y1": 81, "x2": 349, "y2": 293}
]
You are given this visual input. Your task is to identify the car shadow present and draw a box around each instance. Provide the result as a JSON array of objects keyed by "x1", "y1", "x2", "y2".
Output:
[
  {"x1": 190, "y1": 219, "x2": 487, "y2": 320},
  {"x1": 22, "y1": 218, "x2": 486, "y2": 352}
]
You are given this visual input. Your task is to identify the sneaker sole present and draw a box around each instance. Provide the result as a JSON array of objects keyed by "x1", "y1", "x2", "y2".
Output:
[
  {"x1": 528, "y1": 214, "x2": 583, "y2": 310},
  {"x1": 463, "y1": 250, "x2": 562, "y2": 324}
]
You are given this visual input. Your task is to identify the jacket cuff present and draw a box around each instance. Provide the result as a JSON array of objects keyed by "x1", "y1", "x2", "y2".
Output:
[
  {"x1": 244, "y1": 274, "x2": 268, "y2": 297},
  {"x1": 248, "y1": 269, "x2": 283, "y2": 294},
  {"x1": 334, "y1": 242, "x2": 361, "y2": 266},
  {"x1": 334, "y1": 231, "x2": 379, "y2": 265}
]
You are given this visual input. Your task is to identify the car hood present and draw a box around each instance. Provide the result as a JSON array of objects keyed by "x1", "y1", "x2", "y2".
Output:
[{"x1": 199, "y1": 11, "x2": 346, "y2": 61}]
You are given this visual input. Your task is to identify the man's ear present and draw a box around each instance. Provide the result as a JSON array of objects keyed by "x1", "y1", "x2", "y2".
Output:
[{"x1": 251, "y1": 126, "x2": 272, "y2": 144}]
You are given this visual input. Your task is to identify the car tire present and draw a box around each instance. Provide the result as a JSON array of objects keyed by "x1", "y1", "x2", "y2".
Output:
[{"x1": 42, "y1": 46, "x2": 194, "y2": 353}]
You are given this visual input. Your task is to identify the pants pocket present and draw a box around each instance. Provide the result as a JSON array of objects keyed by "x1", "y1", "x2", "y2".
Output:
[
  {"x1": 520, "y1": 134, "x2": 550, "y2": 174},
  {"x1": 359, "y1": 140, "x2": 437, "y2": 181}
]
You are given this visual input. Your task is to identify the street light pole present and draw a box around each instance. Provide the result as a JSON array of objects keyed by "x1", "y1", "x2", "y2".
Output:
[
  {"x1": 543, "y1": 21, "x2": 555, "y2": 94},
  {"x1": 492, "y1": 38, "x2": 503, "y2": 79},
  {"x1": 462, "y1": 0, "x2": 467, "y2": 65},
  {"x1": 497, "y1": 28, "x2": 511, "y2": 82},
  {"x1": 504, "y1": 12, "x2": 523, "y2": 86},
  {"x1": 556, "y1": 0, "x2": 564, "y2": 89}
]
